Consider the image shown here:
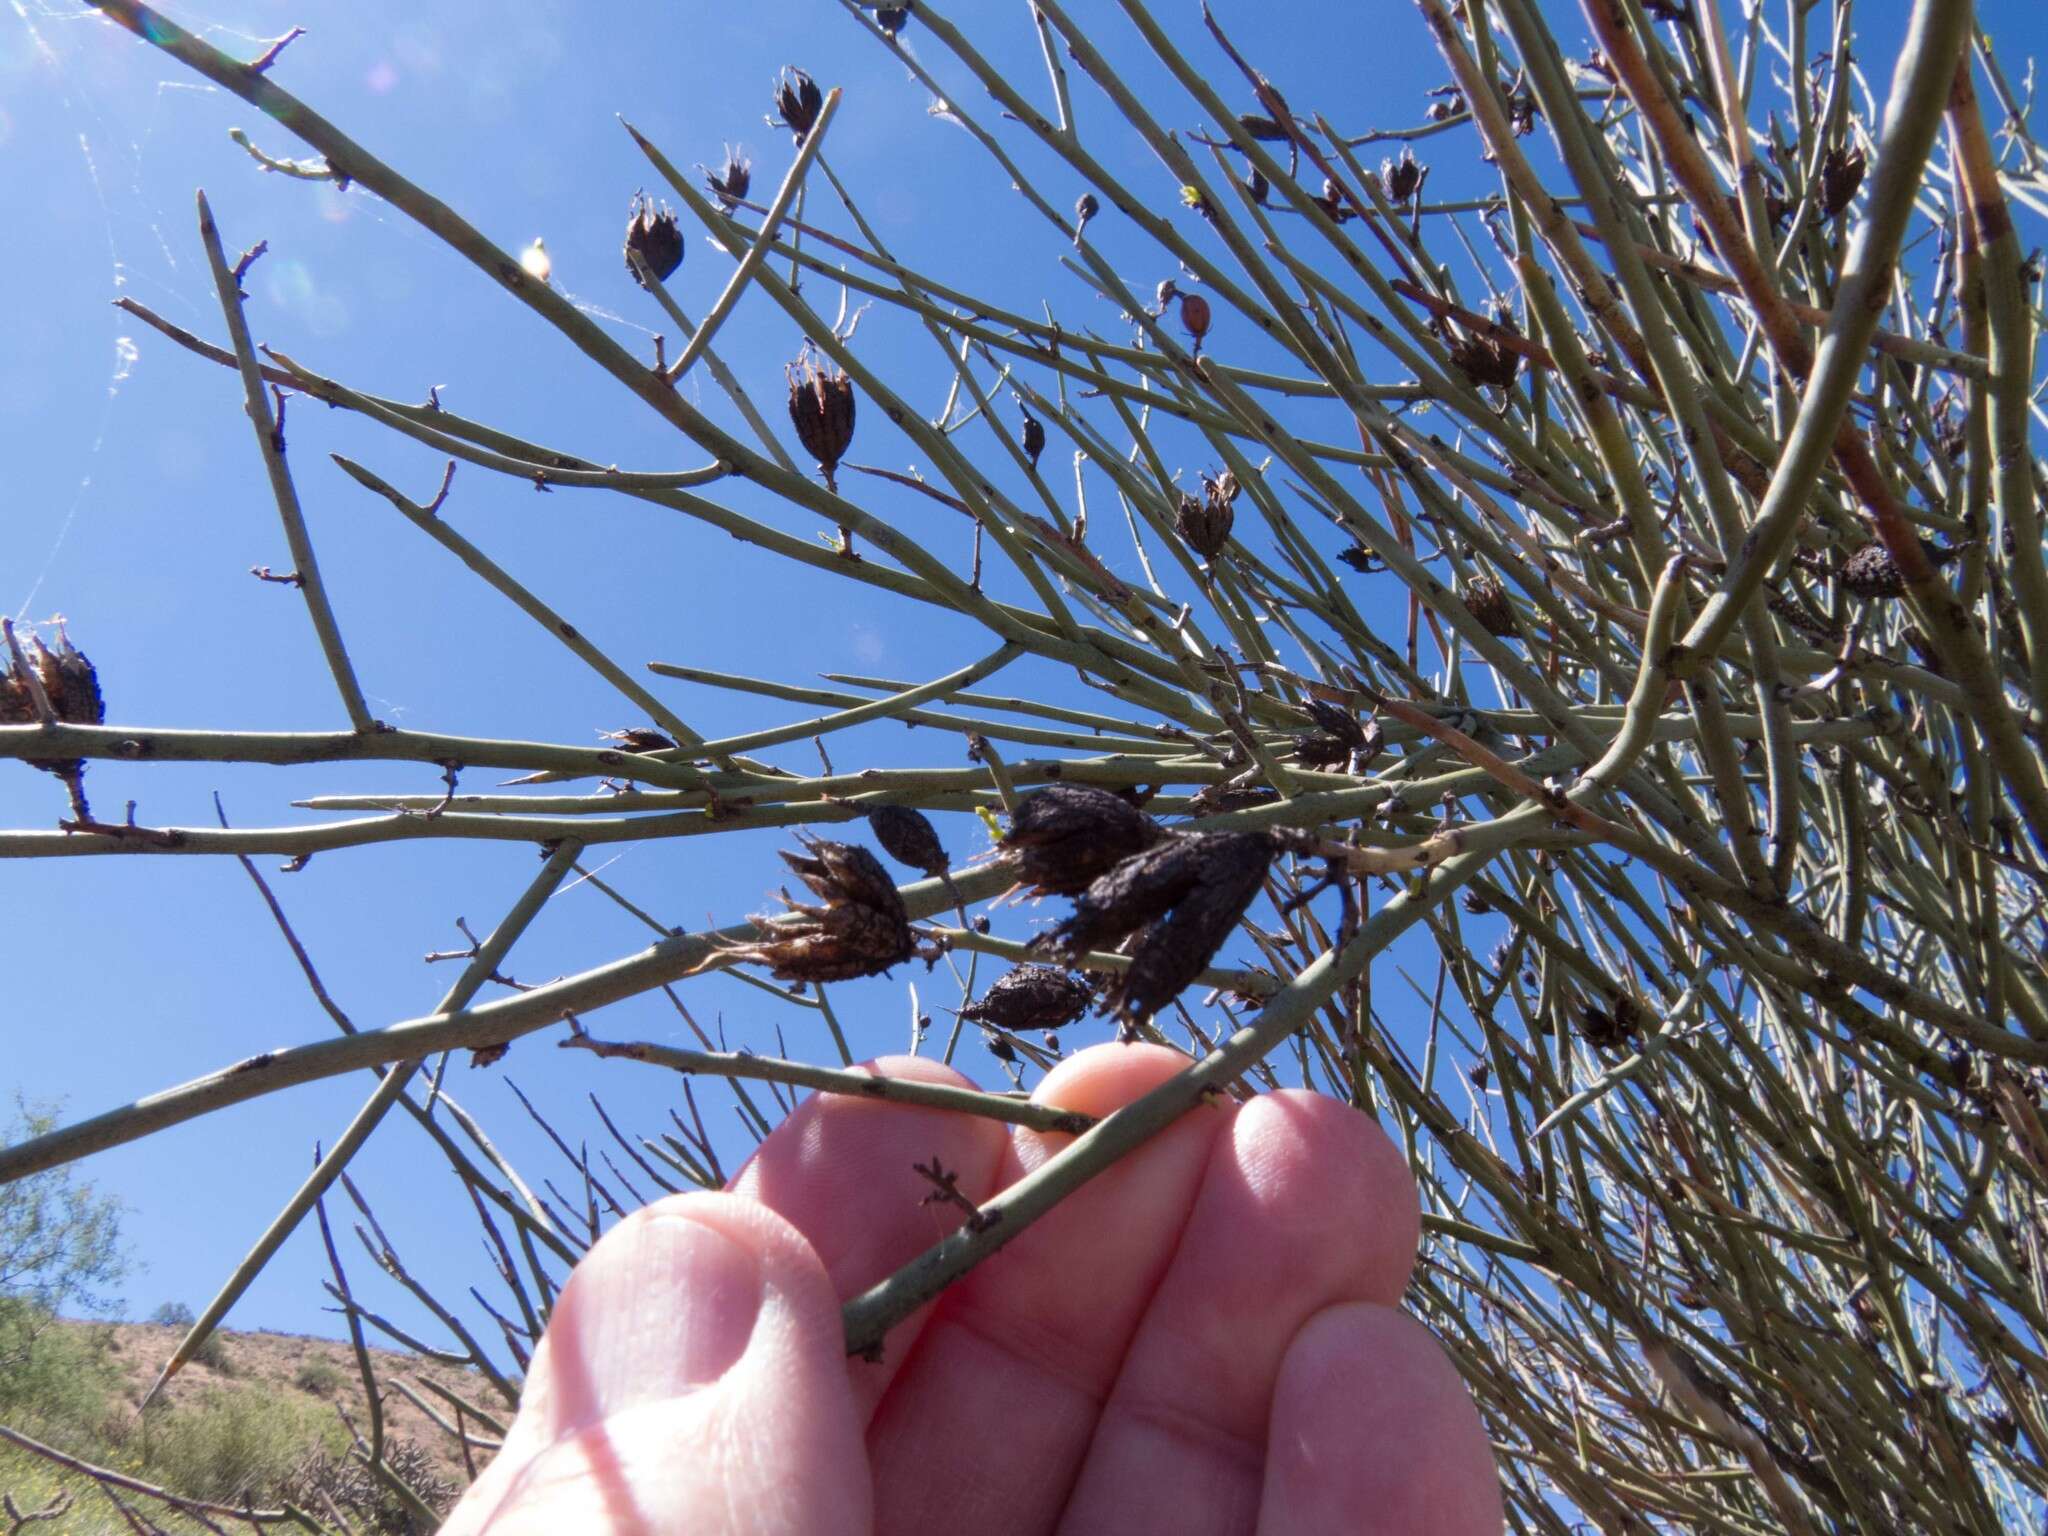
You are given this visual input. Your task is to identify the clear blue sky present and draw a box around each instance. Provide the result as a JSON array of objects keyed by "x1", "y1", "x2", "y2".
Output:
[{"x1": 6, "y1": 0, "x2": 2043, "y2": 1357}]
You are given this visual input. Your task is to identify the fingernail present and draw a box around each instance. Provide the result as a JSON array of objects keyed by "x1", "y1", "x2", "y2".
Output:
[{"x1": 554, "y1": 1212, "x2": 763, "y2": 1432}]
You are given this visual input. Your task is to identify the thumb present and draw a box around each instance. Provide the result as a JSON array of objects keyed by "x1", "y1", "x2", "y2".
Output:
[{"x1": 447, "y1": 1193, "x2": 870, "y2": 1536}]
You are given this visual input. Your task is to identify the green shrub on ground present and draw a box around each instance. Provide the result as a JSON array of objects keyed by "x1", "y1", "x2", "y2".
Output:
[
  {"x1": 135, "y1": 1385, "x2": 345, "y2": 1508},
  {"x1": 293, "y1": 1358, "x2": 345, "y2": 1397},
  {"x1": 0, "y1": 1302, "x2": 119, "y2": 1448}
]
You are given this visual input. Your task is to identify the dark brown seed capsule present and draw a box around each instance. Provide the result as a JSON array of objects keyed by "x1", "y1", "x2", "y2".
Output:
[
  {"x1": 0, "y1": 669, "x2": 27, "y2": 727},
  {"x1": 867, "y1": 803, "x2": 948, "y2": 876},
  {"x1": 1042, "y1": 835, "x2": 1215, "y2": 957},
  {"x1": 1053, "y1": 832, "x2": 1280, "y2": 1028},
  {"x1": 4, "y1": 630, "x2": 105, "y2": 782},
  {"x1": 959, "y1": 964, "x2": 1092, "y2": 1033},
  {"x1": 1187, "y1": 782, "x2": 1279, "y2": 815},
  {"x1": 999, "y1": 783, "x2": 1164, "y2": 896},
  {"x1": 1382, "y1": 149, "x2": 1424, "y2": 204},
  {"x1": 1293, "y1": 731, "x2": 1351, "y2": 768},
  {"x1": 604, "y1": 728, "x2": 678, "y2": 754},
  {"x1": 1448, "y1": 321, "x2": 1520, "y2": 390},
  {"x1": 1304, "y1": 698, "x2": 1366, "y2": 748},
  {"x1": 705, "y1": 149, "x2": 752, "y2": 212},
  {"x1": 726, "y1": 834, "x2": 914, "y2": 983},
  {"x1": 874, "y1": 4, "x2": 910, "y2": 37},
  {"x1": 773, "y1": 67, "x2": 825, "y2": 145},
  {"x1": 1021, "y1": 409, "x2": 1047, "y2": 469},
  {"x1": 623, "y1": 195, "x2": 684, "y2": 287},
  {"x1": 1175, "y1": 488, "x2": 1233, "y2": 559},
  {"x1": 1238, "y1": 113, "x2": 1288, "y2": 141},
  {"x1": 1074, "y1": 192, "x2": 1099, "y2": 245},
  {"x1": 1461, "y1": 574, "x2": 1519, "y2": 637},
  {"x1": 787, "y1": 347, "x2": 856, "y2": 492},
  {"x1": 1244, "y1": 165, "x2": 1269, "y2": 205},
  {"x1": 1820, "y1": 145, "x2": 1866, "y2": 220},
  {"x1": 1576, "y1": 994, "x2": 1645, "y2": 1051},
  {"x1": 1178, "y1": 292, "x2": 1212, "y2": 348}
]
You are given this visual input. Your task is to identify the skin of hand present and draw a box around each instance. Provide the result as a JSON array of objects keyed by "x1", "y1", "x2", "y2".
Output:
[{"x1": 441, "y1": 1043, "x2": 1505, "y2": 1536}]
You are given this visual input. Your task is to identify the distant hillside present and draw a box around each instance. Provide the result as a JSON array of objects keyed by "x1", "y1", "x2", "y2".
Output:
[{"x1": 0, "y1": 1317, "x2": 501, "y2": 1533}]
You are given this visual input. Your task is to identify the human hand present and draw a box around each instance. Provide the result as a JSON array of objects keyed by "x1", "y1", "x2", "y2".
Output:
[{"x1": 442, "y1": 1044, "x2": 1503, "y2": 1534}]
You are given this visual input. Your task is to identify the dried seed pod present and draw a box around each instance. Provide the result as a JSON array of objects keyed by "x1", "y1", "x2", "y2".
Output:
[
  {"x1": 867, "y1": 803, "x2": 948, "y2": 877},
  {"x1": 603, "y1": 728, "x2": 678, "y2": 754},
  {"x1": 1304, "y1": 698, "x2": 1366, "y2": 748},
  {"x1": 725, "y1": 834, "x2": 914, "y2": 983},
  {"x1": 1021, "y1": 409, "x2": 1047, "y2": 469},
  {"x1": 1042, "y1": 834, "x2": 1215, "y2": 957},
  {"x1": 623, "y1": 195, "x2": 684, "y2": 287},
  {"x1": 773, "y1": 67, "x2": 824, "y2": 145},
  {"x1": 874, "y1": 4, "x2": 910, "y2": 37},
  {"x1": 1820, "y1": 144, "x2": 1866, "y2": 220},
  {"x1": 999, "y1": 782, "x2": 1164, "y2": 896},
  {"x1": 4, "y1": 630, "x2": 105, "y2": 783},
  {"x1": 959, "y1": 964, "x2": 1092, "y2": 1033},
  {"x1": 1186, "y1": 781, "x2": 1280, "y2": 815},
  {"x1": 0, "y1": 668, "x2": 27, "y2": 727},
  {"x1": 1045, "y1": 832, "x2": 1281, "y2": 1028},
  {"x1": 787, "y1": 347, "x2": 856, "y2": 492},
  {"x1": 705, "y1": 149, "x2": 752, "y2": 211},
  {"x1": 1237, "y1": 113, "x2": 1288, "y2": 141},
  {"x1": 1175, "y1": 489, "x2": 1233, "y2": 558},
  {"x1": 1178, "y1": 292, "x2": 1212, "y2": 350},
  {"x1": 1448, "y1": 320, "x2": 1520, "y2": 390},
  {"x1": 1576, "y1": 994, "x2": 1645, "y2": 1052},
  {"x1": 1461, "y1": 574, "x2": 1520, "y2": 637},
  {"x1": 1073, "y1": 192, "x2": 1099, "y2": 244},
  {"x1": 1382, "y1": 149, "x2": 1424, "y2": 204},
  {"x1": 1292, "y1": 732, "x2": 1352, "y2": 768}
]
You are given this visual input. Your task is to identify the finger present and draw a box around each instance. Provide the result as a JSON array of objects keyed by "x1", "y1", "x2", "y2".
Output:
[
  {"x1": 441, "y1": 1194, "x2": 869, "y2": 1536},
  {"x1": 1057, "y1": 1091, "x2": 1421, "y2": 1534},
  {"x1": 1256, "y1": 1303, "x2": 1504, "y2": 1536},
  {"x1": 727, "y1": 1053, "x2": 1010, "y2": 1417},
  {"x1": 868, "y1": 1042, "x2": 1235, "y2": 1534}
]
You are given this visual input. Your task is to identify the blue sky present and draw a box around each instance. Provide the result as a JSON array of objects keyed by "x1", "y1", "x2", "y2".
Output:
[{"x1": 6, "y1": 0, "x2": 2045, "y2": 1363}]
